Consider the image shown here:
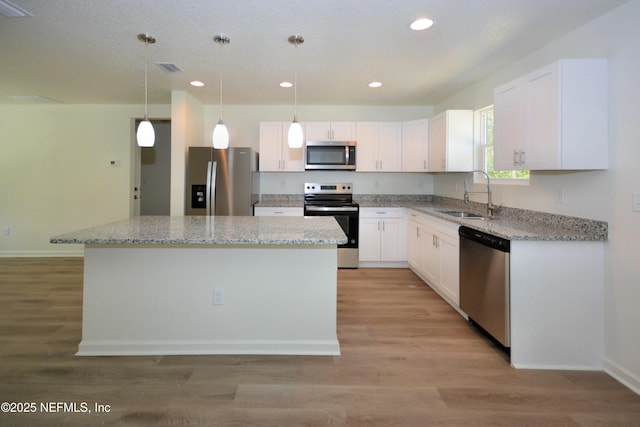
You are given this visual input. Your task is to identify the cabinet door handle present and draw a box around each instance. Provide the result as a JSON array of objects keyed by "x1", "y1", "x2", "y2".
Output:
[
  {"x1": 442, "y1": 159, "x2": 446, "y2": 170},
  {"x1": 513, "y1": 150, "x2": 518, "y2": 166},
  {"x1": 520, "y1": 150, "x2": 525, "y2": 166},
  {"x1": 382, "y1": 220, "x2": 385, "y2": 231},
  {"x1": 423, "y1": 160, "x2": 427, "y2": 170}
]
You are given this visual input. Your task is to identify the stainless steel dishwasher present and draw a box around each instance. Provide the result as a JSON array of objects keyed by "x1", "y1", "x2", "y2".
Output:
[{"x1": 459, "y1": 226, "x2": 510, "y2": 347}]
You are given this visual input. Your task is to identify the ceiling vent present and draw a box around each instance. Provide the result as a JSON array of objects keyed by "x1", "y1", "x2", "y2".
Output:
[
  {"x1": 0, "y1": 0, "x2": 33, "y2": 17},
  {"x1": 155, "y1": 62, "x2": 183, "y2": 73}
]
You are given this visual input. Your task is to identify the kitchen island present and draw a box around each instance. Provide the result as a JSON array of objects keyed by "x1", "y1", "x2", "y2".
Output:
[{"x1": 51, "y1": 216, "x2": 347, "y2": 356}]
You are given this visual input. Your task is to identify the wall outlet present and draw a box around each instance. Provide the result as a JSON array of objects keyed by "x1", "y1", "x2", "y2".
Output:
[
  {"x1": 555, "y1": 189, "x2": 565, "y2": 204},
  {"x1": 213, "y1": 288, "x2": 224, "y2": 305},
  {"x1": 2, "y1": 226, "x2": 9, "y2": 236},
  {"x1": 633, "y1": 192, "x2": 640, "y2": 212}
]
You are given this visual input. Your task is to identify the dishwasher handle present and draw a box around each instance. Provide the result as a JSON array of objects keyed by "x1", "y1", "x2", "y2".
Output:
[{"x1": 459, "y1": 226, "x2": 510, "y2": 252}]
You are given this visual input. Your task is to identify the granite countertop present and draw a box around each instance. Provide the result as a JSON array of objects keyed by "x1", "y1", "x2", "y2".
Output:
[
  {"x1": 50, "y1": 216, "x2": 347, "y2": 246},
  {"x1": 407, "y1": 203, "x2": 607, "y2": 241},
  {"x1": 258, "y1": 194, "x2": 608, "y2": 241},
  {"x1": 359, "y1": 195, "x2": 608, "y2": 242},
  {"x1": 255, "y1": 195, "x2": 304, "y2": 208}
]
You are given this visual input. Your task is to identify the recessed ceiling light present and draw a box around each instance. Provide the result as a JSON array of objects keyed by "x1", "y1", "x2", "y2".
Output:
[
  {"x1": 280, "y1": 81, "x2": 292, "y2": 88},
  {"x1": 190, "y1": 81, "x2": 205, "y2": 87},
  {"x1": 368, "y1": 82, "x2": 382, "y2": 88},
  {"x1": 410, "y1": 17, "x2": 434, "y2": 31}
]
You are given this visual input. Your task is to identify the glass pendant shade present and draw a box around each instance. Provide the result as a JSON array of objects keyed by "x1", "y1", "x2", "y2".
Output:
[
  {"x1": 212, "y1": 119, "x2": 229, "y2": 149},
  {"x1": 136, "y1": 119, "x2": 155, "y2": 147},
  {"x1": 288, "y1": 118, "x2": 304, "y2": 148}
]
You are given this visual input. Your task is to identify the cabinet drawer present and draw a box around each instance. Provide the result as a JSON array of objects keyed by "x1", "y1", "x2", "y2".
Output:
[
  {"x1": 254, "y1": 207, "x2": 303, "y2": 216},
  {"x1": 360, "y1": 207, "x2": 406, "y2": 218}
]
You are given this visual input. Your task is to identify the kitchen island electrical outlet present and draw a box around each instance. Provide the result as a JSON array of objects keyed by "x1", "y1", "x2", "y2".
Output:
[
  {"x1": 213, "y1": 288, "x2": 224, "y2": 305},
  {"x1": 2, "y1": 226, "x2": 9, "y2": 236}
]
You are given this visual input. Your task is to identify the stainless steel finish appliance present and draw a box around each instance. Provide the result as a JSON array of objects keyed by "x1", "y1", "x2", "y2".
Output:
[
  {"x1": 459, "y1": 226, "x2": 511, "y2": 347},
  {"x1": 305, "y1": 140, "x2": 356, "y2": 170},
  {"x1": 187, "y1": 147, "x2": 259, "y2": 216},
  {"x1": 304, "y1": 182, "x2": 359, "y2": 268}
]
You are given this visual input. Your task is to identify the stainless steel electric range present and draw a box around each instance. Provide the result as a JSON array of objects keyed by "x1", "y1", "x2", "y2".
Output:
[{"x1": 303, "y1": 182, "x2": 359, "y2": 268}]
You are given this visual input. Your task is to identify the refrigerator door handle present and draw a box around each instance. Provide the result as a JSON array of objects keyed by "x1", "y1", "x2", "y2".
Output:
[{"x1": 206, "y1": 161, "x2": 217, "y2": 216}]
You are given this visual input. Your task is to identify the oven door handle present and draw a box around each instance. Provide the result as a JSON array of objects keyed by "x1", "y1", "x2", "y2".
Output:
[{"x1": 305, "y1": 206, "x2": 359, "y2": 212}]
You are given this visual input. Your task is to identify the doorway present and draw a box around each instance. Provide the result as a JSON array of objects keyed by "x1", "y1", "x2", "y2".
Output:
[{"x1": 134, "y1": 119, "x2": 171, "y2": 216}]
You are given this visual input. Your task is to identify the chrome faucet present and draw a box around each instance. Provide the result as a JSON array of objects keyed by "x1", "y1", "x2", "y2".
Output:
[{"x1": 464, "y1": 170, "x2": 497, "y2": 217}]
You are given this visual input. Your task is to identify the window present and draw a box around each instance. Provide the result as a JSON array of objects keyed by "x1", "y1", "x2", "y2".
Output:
[{"x1": 478, "y1": 105, "x2": 529, "y2": 182}]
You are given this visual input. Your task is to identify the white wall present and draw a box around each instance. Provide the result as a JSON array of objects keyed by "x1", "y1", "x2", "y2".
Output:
[
  {"x1": 0, "y1": 104, "x2": 169, "y2": 256},
  {"x1": 433, "y1": 0, "x2": 640, "y2": 392}
]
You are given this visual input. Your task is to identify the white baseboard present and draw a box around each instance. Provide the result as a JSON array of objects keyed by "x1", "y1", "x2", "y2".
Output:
[
  {"x1": 604, "y1": 357, "x2": 640, "y2": 395},
  {"x1": 76, "y1": 339, "x2": 341, "y2": 357},
  {"x1": 0, "y1": 250, "x2": 84, "y2": 258}
]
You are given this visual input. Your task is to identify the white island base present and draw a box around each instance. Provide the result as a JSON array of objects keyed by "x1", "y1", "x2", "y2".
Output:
[{"x1": 78, "y1": 244, "x2": 340, "y2": 356}]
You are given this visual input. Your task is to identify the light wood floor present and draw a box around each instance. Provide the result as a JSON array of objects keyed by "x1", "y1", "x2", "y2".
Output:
[{"x1": 1, "y1": 258, "x2": 639, "y2": 426}]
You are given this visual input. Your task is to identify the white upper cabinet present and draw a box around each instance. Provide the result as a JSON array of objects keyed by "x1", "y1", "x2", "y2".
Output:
[
  {"x1": 304, "y1": 122, "x2": 355, "y2": 141},
  {"x1": 427, "y1": 110, "x2": 474, "y2": 172},
  {"x1": 401, "y1": 119, "x2": 429, "y2": 172},
  {"x1": 259, "y1": 122, "x2": 304, "y2": 172},
  {"x1": 494, "y1": 58, "x2": 608, "y2": 170},
  {"x1": 356, "y1": 122, "x2": 402, "y2": 172}
]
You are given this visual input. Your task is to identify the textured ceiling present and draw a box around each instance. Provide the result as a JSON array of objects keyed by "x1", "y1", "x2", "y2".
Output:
[{"x1": 0, "y1": 0, "x2": 628, "y2": 106}]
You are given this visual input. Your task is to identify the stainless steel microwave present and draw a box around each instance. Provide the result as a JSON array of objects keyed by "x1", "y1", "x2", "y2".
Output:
[{"x1": 305, "y1": 140, "x2": 356, "y2": 170}]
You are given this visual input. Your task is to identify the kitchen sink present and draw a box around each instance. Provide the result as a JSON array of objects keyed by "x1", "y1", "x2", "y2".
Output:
[{"x1": 436, "y1": 209, "x2": 486, "y2": 219}]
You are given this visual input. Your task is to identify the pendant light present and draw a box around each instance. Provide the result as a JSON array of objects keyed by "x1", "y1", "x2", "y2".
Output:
[
  {"x1": 212, "y1": 34, "x2": 230, "y2": 149},
  {"x1": 136, "y1": 33, "x2": 156, "y2": 147},
  {"x1": 287, "y1": 35, "x2": 304, "y2": 148}
]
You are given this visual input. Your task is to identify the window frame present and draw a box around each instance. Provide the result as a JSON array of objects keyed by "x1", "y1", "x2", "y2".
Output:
[{"x1": 475, "y1": 105, "x2": 529, "y2": 186}]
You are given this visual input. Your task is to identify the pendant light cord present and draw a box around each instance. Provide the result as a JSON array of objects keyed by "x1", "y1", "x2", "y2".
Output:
[
  {"x1": 144, "y1": 38, "x2": 149, "y2": 120},
  {"x1": 293, "y1": 41, "x2": 297, "y2": 119},
  {"x1": 219, "y1": 42, "x2": 224, "y2": 121}
]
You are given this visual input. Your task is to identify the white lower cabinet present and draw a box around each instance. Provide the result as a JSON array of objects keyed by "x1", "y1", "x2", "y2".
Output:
[
  {"x1": 254, "y1": 206, "x2": 303, "y2": 216},
  {"x1": 407, "y1": 209, "x2": 460, "y2": 308},
  {"x1": 359, "y1": 208, "x2": 407, "y2": 263}
]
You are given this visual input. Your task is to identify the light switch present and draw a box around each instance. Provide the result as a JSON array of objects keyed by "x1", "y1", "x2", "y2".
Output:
[
  {"x1": 213, "y1": 288, "x2": 224, "y2": 305},
  {"x1": 633, "y1": 192, "x2": 640, "y2": 212}
]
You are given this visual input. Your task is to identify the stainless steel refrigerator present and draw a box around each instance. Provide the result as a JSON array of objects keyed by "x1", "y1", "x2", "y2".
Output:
[{"x1": 187, "y1": 147, "x2": 259, "y2": 216}]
